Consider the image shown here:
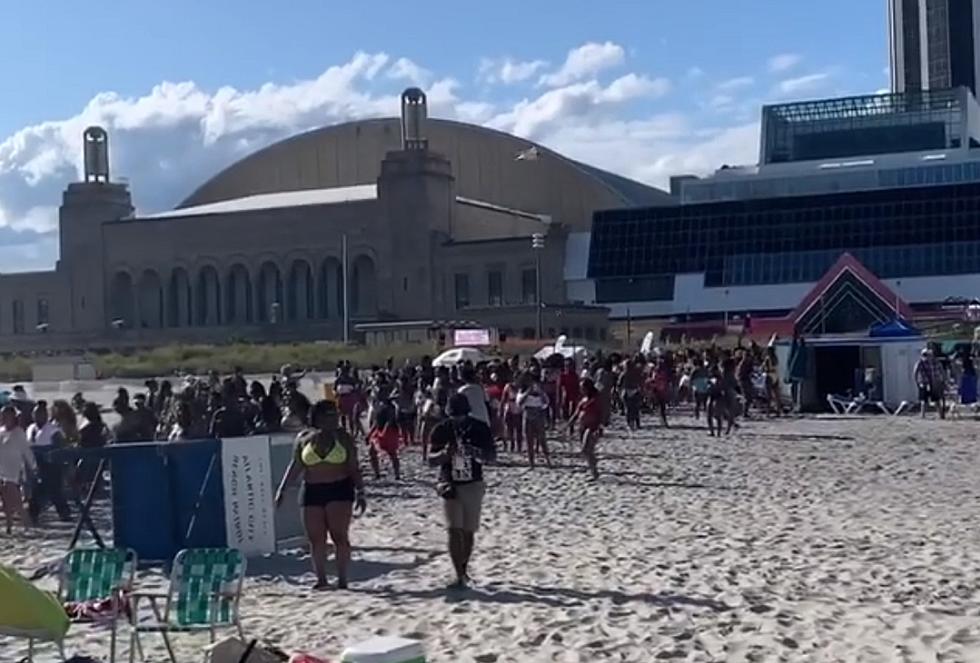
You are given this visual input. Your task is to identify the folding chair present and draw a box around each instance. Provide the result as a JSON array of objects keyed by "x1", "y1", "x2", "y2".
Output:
[
  {"x1": 129, "y1": 548, "x2": 246, "y2": 663},
  {"x1": 844, "y1": 394, "x2": 891, "y2": 415},
  {"x1": 826, "y1": 393, "x2": 852, "y2": 414},
  {"x1": 59, "y1": 547, "x2": 137, "y2": 663}
]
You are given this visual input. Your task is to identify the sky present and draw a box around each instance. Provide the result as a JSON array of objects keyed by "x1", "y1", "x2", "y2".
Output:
[{"x1": 0, "y1": 0, "x2": 889, "y2": 272}]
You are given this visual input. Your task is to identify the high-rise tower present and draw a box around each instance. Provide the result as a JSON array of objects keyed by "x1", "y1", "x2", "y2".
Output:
[{"x1": 890, "y1": 0, "x2": 980, "y2": 96}]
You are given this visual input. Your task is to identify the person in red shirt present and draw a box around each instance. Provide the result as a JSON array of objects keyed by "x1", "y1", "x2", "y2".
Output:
[
  {"x1": 484, "y1": 373, "x2": 505, "y2": 440},
  {"x1": 568, "y1": 378, "x2": 603, "y2": 480},
  {"x1": 558, "y1": 359, "x2": 581, "y2": 421}
]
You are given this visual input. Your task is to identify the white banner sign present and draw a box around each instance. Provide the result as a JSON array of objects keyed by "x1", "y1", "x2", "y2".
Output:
[
  {"x1": 454, "y1": 328, "x2": 491, "y2": 346},
  {"x1": 221, "y1": 436, "x2": 276, "y2": 556}
]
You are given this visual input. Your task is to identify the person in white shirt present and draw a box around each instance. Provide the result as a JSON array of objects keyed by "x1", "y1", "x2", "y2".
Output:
[
  {"x1": 0, "y1": 405, "x2": 36, "y2": 534},
  {"x1": 25, "y1": 401, "x2": 71, "y2": 524},
  {"x1": 517, "y1": 375, "x2": 552, "y2": 469}
]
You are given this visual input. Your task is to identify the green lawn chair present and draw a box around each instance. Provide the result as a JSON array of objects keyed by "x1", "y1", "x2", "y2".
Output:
[
  {"x1": 129, "y1": 548, "x2": 246, "y2": 663},
  {"x1": 59, "y1": 547, "x2": 137, "y2": 663}
]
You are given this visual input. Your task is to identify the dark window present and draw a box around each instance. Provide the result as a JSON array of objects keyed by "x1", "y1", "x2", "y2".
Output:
[
  {"x1": 588, "y1": 180, "x2": 980, "y2": 288},
  {"x1": 487, "y1": 270, "x2": 503, "y2": 306},
  {"x1": 454, "y1": 274, "x2": 470, "y2": 310},
  {"x1": 599, "y1": 328, "x2": 608, "y2": 341},
  {"x1": 584, "y1": 327, "x2": 596, "y2": 340},
  {"x1": 547, "y1": 327, "x2": 556, "y2": 338},
  {"x1": 595, "y1": 276, "x2": 674, "y2": 303},
  {"x1": 948, "y1": 0, "x2": 977, "y2": 94},
  {"x1": 521, "y1": 327, "x2": 535, "y2": 340},
  {"x1": 12, "y1": 300, "x2": 24, "y2": 335},
  {"x1": 36, "y1": 299, "x2": 49, "y2": 326},
  {"x1": 521, "y1": 268, "x2": 537, "y2": 304}
]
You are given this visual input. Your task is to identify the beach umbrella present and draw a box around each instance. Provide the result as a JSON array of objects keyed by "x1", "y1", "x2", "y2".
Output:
[
  {"x1": 0, "y1": 564, "x2": 69, "y2": 647},
  {"x1": 432, "y1": 347, "x2": 488, "y2": 367}
]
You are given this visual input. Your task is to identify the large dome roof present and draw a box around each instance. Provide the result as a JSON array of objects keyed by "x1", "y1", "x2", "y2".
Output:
[{"x1": 178, "y1": 118, "x2": 670, "y2": 231}]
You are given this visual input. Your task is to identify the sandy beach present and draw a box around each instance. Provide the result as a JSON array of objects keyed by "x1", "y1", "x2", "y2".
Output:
[{"x1": 4, "y1": 410, "x2": 980, "y2": 662}]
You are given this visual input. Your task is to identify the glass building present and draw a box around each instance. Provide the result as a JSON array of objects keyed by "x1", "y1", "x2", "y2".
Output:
[
  {"x1": 760, "y1": 88, "x2": 978, "y2": 165},
  {"x1": 587, "y1": 180, "x2": 980, "y2": 304},
  {"x1": 890, "y1": 0, "x2": 980, "y2": 97}
]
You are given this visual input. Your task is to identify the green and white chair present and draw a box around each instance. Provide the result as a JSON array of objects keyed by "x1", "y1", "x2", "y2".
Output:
[
  {"x1": 59, "y1": 547, "x2": 138, "y2": 663},
  {"x1": 129, "y1": 548, "x2": 246, "y2": 663}
]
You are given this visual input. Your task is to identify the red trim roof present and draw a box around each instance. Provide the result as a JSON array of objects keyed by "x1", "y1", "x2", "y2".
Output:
[{"x1": 789, "y1": 252, "x2": 913, "y2": 323}]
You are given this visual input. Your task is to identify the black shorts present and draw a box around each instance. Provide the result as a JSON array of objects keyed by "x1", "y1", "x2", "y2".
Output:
[
  {"x1": 300, "y1": 478, "x2": 355, "y2": 507},
  {"x1": 919, "y1": 385, "x2": 938, "y2": 401}
]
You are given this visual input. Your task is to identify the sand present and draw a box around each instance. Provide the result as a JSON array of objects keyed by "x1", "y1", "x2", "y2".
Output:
[{"x1": 4, "y1": 408, "x2": 980, "y2": 662}]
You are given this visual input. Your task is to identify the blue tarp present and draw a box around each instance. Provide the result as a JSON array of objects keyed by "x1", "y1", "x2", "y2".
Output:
[{"x1": 869, "y1": 318, "x2": 919, "y2": 338}]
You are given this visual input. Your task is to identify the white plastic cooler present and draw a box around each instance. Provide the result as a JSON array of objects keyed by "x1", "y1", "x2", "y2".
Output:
[{"x1": 340, "y1": 636, "x2": 426, "y2": 663}]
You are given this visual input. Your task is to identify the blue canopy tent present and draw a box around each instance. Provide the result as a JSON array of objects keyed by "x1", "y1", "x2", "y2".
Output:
[{"x1": 869, "y1": 318, "x2": 920, "y2": 338}]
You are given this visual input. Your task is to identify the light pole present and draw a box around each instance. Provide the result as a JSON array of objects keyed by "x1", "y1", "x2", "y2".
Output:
[
  {"x1": 894, "y1": 279, "x2": 902, "y2": 319},
  {"x1": 532, "y1": 232, "x2": 545, "y2": 339}
]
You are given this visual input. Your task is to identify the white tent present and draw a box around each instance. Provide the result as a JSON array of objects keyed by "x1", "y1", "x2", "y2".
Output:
[
  {"x1": 432, "y1": 347, "x2": 489, "y2": 367},
  {"x1": 534, "y1": 335, "x2": 588, "y2": 363}
]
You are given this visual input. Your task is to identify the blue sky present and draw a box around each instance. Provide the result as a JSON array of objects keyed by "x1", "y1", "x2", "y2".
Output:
[{"x1": 0, "y1": 0, "x2": 889, "y2": 271}]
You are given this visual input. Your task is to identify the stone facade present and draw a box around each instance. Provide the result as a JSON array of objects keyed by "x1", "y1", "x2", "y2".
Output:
[{"x1": 0, "y1": 89, "x2": 664, "y2": 352}]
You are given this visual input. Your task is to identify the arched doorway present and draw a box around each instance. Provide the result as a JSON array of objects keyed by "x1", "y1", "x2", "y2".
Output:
[
  {"x1": 225, "y1": 264, "x2": 253, "y2": 324},
  {"x1": 167, "y1": 268, "x2": 192, "y2": 327},
  {"x1": 136, "y1": 270, "x2": 164, "y2": 328},
  {"x1": 286, "y1": 260, "x2": 314, "y2": 322},
  {"x1": 109, "y1": 271, "x2": 135, "y2": 327},
  {"x1": 195, "y1": 266, "x2": 221, "y2": 326},
  {"x1": 317, "y1": 257, "x2": 343, "y2": 319},
  {"x1": 351, "y1": 255, "x2": 377, "y2": 317},
  {"x1": 257, "y1": 261, "x2": 283, "y2": 323}
]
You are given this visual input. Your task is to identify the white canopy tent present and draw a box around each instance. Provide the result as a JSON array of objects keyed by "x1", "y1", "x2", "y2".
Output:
[{"x1": 432, "y1": 347, "x2": 489, "y2": 367}]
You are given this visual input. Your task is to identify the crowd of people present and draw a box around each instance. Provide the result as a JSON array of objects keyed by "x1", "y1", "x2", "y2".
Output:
[
  {"x1": 2, "y1": 336, "x2": 977, "y2": 589},
  {"x1": 912, "y1": 342, "x2": 978, "y2": 418}
]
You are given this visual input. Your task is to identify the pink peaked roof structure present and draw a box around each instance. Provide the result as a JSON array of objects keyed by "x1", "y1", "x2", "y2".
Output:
[{"x1": 749, "y1": 253, "x2": 913, "y2": 339}]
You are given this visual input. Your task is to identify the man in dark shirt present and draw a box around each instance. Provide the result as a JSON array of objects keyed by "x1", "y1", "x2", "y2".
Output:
[
  {"x1": 112, "y1": 389, "x2": 143, "y2": 443},
  {"x1": 429, "y1": 393, "x2": 495, "y2": 589},
  {"x1": 209, "y1": 384, "x2": 250, "y2": 439},
  {"x1": 132, "y1": 394, "x2": 158, "y2": 440},
  {"x1": 231, "y1": 367, "x2": 249, "y2": 400}
]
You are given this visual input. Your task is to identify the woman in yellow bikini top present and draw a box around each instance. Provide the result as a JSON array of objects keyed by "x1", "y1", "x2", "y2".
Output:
[
  {"x1": 275, "y1": 399, "x2": 365, "y2": 590},
  {"x1": 300, "y1": 431, "x2": 349, "y2": 466}
]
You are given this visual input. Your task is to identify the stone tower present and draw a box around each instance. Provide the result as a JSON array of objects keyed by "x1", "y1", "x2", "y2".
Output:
[
  {"x1": 58, "y1": 126, "x2": 133, "y2": 331},
  {"x1": 377, "y1": 88, "x2": 455, "y2": 319}
]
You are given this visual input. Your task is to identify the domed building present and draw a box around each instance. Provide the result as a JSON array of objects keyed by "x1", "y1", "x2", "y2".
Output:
[{"x1": 0, "y1": 88, "x2": 670, "y2": 350}]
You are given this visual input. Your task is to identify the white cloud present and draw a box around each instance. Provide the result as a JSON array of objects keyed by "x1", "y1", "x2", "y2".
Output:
[
  {"x1": 776, "y1": 72, "x2": 831, "y2": 95},
  {"x1": 716, "y1": 76, "x2": 755, "y2": 92},
  {"x1": 489, "y1": 73, "x2": 669, "y2": 139},
  {"x1": 539, "y1": 41, "x2": 625, "y2": 87},
  {"x1": 387, "y1": 57, "x2": 431, "y2": 85},
  {"x1": 768, "y1": 53, "x2": 802, "y2": 73},
  {"x1": 706, "y1": 94, "x2": 735, "y2": 110},
  {"x1": 478, "y1": 57, "x2": 549, "y2": 85},
  {"x1": 686, "y1": 66, "x2": 705, "y2": 79},
  {"x1": 0, "y1": 48, "x2": 743, "y2": 272}
]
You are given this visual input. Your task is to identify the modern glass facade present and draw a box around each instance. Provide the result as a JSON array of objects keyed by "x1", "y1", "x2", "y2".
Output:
[
  {"x1": 948, "y1": 0, "x2": 978, "y2": 94},
  {"x1": 892, "y1": 0, "x2": 980, "y2": 97},
  {"x1": 761, "y1": 89, "x2": 970, "y2": 164},
  {"x1": 682, "y1": 158, "x2": 980, "y2": 203},
  {"x1": 588, "y1": 180, "x2": 980, "y2": 299},
  {"x1": 900, "y1": 0, "x2": 923, "y2": 91}
]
